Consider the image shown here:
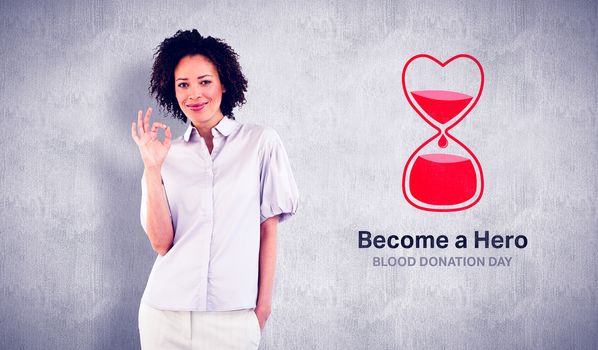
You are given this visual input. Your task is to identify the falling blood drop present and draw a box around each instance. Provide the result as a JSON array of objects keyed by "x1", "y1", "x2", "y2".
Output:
[{"x1": 438, "y1": 134, "x2": 448, "y2": 148}]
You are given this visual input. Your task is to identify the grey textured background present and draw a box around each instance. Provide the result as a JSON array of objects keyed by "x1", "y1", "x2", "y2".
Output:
[{"x1": 1, "y1": 0, "x2": 597, "y2": 349}]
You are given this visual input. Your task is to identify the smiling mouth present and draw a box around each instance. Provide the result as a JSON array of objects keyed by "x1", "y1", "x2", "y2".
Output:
[{"x1": 187, "y1": 102, "x2": 207, "y2": 111}]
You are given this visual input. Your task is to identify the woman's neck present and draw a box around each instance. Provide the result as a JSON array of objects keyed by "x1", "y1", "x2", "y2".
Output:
[{"x1": 191, "y1": 112, "x2": 225, "y2": 139}]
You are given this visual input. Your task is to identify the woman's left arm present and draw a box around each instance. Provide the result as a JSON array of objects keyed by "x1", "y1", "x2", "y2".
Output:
[{"x1": 255, "y1": 215, "x2": 279, "y2": 331}]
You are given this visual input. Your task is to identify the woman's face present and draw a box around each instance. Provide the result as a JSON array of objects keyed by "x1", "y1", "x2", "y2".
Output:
[{"x1": 174, "y1": 54, "x2": 225, "y2": 129}]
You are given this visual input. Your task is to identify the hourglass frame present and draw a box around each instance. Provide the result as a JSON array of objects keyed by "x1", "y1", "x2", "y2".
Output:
[{"x1": 402, "y1": 54, "x2": 485, "y2": 212}]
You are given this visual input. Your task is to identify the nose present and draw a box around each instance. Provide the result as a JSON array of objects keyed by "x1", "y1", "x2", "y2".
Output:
[{"x1": 189, "y1": 84, "x2": 203, "y2": 100}]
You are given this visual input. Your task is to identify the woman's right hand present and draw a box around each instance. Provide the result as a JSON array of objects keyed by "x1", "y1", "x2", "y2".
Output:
[{"x1": 131, "y1": 107, "x2": 172, "y2": 170}]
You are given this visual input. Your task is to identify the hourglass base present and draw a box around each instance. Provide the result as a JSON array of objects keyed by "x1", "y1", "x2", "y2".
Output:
[{"x1": 409, "y1": 153, "x2": 477, "y2": 206}]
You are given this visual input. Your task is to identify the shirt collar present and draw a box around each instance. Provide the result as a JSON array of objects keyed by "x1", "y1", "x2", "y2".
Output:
[{"x1": 184, "y1": 117, "x2": 239, "y2": 142}]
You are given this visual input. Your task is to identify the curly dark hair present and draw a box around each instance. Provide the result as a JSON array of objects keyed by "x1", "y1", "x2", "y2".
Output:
[{"x1": 149, "y1": 29, "x2": 248, "y2": 123}]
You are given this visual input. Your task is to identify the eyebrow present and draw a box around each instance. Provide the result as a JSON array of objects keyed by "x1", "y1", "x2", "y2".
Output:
[{"x1": 175, "y1": 75, "x2": 212, "y2": 81}]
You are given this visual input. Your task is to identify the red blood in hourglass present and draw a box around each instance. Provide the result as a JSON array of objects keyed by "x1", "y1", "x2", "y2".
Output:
[
  {"x1": 438, "y1": 134, "x2": 448, "y2": 148},
  {"x1": 409, "y1": 153, "x2": 476, "y2": 205},
  {"x1": 411, "y1": 90, "x2": 473, "y2": 125}
]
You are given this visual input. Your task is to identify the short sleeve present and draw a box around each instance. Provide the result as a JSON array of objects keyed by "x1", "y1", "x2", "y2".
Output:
[{"x1": 259, "y1": 128, "x2": 299, "y2": 224}]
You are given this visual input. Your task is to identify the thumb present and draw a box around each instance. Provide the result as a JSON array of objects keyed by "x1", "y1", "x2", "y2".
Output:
[{"x1": 163, "y1": 125, "x2": 172, "y2": 148}]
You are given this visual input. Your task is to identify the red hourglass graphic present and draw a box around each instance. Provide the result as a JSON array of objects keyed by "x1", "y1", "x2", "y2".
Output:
[{"x1": 402, "y1": 54, "x2": 484, "y2": 212}]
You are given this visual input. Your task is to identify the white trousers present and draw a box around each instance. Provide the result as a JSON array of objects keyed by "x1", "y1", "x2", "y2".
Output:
[{"x1": 138, "y1": 302, "x2": 261, "y2": 350}]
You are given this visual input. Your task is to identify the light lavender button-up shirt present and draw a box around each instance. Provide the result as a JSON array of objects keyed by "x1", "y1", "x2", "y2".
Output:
[{"x1": 139, "y1": 116, "x2": 298, "y2": 311}]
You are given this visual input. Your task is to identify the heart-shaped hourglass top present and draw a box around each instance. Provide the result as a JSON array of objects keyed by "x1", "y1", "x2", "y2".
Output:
[
  {"x1": 403, "y1": 54, "x2": 483, "y2": 132},
  {"x1": 401, "y1": 54, "x2": 485, "y2": 212}
]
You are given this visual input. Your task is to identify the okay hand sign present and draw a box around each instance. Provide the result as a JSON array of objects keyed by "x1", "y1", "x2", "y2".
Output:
[{"x1": 131, "y1": 107, "x2": 172, "y2": 170}]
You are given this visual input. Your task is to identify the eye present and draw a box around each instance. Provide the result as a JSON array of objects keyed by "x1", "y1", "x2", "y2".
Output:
[
  {"x1": 177, "y1": 82, "x2": 188, "y2": 88},
  {"x1": 200, "y1": 80, "x2": 212, "y2": 86}
]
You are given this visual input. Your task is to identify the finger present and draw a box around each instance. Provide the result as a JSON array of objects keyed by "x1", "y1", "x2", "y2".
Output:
[
  {"x1": 163, "y1": 125, "x2": 172, "y2": 148},
  {"x1": 131, "y1": 122, "x2": 140, "y2": 144},
  {"x1": 137, "y1": 110, "x2": 145, "y2": 135},
  {"x1": 151, "y1": 121, "x2": 163, "y2": 131},
  {"x1": 151, "y1": 122, "x2": 169, "y2": 142},
  {"x1": 144, "y1": 107, "x2": 152, "y2": 133},
  {"x1": 150, "y1": 122, "x2": 162, "y2": 141}
]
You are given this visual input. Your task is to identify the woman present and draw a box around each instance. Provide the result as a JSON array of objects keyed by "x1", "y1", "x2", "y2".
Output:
[{"x1": 131, "y1": 29, "x2": 298, "y2": 350}]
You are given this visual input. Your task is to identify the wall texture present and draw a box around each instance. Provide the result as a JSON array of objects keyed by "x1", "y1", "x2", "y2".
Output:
[{"x1": 1, "y1": 0, "x2": 596, "y2": 349}]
